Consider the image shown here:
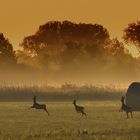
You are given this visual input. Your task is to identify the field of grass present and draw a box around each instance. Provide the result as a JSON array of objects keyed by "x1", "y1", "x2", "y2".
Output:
[{"x1": 0, "y1": 101, "x2": 140, "y2": 140}]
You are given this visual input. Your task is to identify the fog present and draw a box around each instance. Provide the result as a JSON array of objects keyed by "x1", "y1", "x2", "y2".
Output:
[{"x1": 0, "y1": 21, "x2": 140, "y2": 87}]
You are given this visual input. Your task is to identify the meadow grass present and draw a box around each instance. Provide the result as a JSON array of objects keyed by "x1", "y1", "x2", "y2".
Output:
[
  {"x1": 0, "y1": 83, "x2": 124, "y2": 101},
  {"x1": 0, "y1": 101, "x2": 139, "y2": 140}
]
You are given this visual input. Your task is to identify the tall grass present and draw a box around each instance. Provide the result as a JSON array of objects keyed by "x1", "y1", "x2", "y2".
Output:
[{"x1": 0, "y1": 82, "x2": 126, "y2": 101}]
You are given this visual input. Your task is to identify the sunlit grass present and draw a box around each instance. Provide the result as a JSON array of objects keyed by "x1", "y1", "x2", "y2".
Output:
[{"x1": 0, "y1": 101, "x2": 139, "y2": 139}]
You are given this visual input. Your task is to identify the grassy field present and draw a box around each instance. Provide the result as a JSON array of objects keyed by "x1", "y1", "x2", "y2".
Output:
[{"x1": 0, "y1": 101, "x2": 140, "y2": 140}]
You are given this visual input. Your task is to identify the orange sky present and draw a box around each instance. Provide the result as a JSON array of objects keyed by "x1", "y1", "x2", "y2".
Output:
[{"x1": 0, "y1": 0, "x2": 140, "y2": 56}]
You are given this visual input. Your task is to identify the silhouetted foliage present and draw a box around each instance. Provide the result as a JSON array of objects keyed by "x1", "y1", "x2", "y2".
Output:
[
  {"x1": 0, "y1": 33, "x2": 16, "y2": 67},
  {"x1": 0, "y1": 33, "x2": 39, "y2": 81},
  {"x1": 18, "y1": 21, "x2": 140, "y2": 83},
  {"x1": 106, "y1": 38, "x2": 138, "y2": 78},
  {"x1": 0, "y1": 21, "x2": 139, "y2": 83},
  {"x1": 21, "y1": 21, "x2": 109, "y2": 52},
  {"x1": 21, "y1": 21, "x2": 110, "y2": 70},
  {"x1": 123, "y1": 21, "x2": 140, "y2": 52}
]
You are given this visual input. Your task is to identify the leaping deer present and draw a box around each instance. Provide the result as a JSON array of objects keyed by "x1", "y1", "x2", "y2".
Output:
[
  {"x1": 120, "y1": 96, "x2": 133, "y2": 118},
  {"x1": 29, "y1": 96, "x2": 49, "y2": 116},
  {"x1": 73, "y1": 99, "x2": 87, "y2": 117}
]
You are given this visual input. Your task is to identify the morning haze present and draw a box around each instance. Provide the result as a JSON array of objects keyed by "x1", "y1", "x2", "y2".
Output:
[
  {"x1": 0, "y1": 0, "x2": 140, "y2": 85},
  {"x1": 1, "y1": 1, "x2": 140, "y2": 139}
]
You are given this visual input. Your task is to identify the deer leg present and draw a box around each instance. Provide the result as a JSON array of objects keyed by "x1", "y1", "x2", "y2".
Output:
[
  {"x1": 81, "y1": 111, "x2": 87, "y2": 117},
  {"x1": 126, "y1": 112, "x2": 129, "y2": 119},
  {"x1": 83, "y1": 112, "x2": 87, "y2": 117},
  {"x1": 130, "y1": 111, "x2": 133, "y2": 118},
  {"x1": 29, "y1": 106, "x2": 34, "y2": 110},
  {"x1": 44, "y1": 108, "x2": 50, "y2": 116}
]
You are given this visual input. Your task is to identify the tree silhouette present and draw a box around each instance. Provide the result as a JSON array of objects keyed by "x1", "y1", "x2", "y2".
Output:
[
  {"x1": 21, "y1": 21, "x2": 110, "y2": 70},
  {"x1": 123, "y1": 21, "x2": 140, "y2": 52},
  {"x1": 0, "y1": 33, "x2": 16, "y2": 67},
  {"x1": 18, "y1": 21, "x2": 140, "y2": 83},
  {"x1": 21, "y1": 21, "x2": 109, "y2": 53}
]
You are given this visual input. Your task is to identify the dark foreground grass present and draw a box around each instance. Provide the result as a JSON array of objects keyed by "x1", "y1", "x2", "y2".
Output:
[{"x1": 0, "y1": 101, "x2": 140, "y2": 140}]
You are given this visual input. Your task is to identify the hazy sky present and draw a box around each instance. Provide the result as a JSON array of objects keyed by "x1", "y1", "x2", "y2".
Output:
[{"x1": 0, "y1": 0, "x2": 140, "y2": 55}]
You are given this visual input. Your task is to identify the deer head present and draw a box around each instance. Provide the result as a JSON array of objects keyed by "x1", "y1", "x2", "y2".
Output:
[{"x1": 73, "y1": 99, "x2": 76, "y2": 105}]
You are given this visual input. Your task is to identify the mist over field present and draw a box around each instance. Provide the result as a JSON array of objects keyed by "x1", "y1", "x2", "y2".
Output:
[
  {"x1": 1, "y1": 19, "x2": 140, "y2": 140},
  {"x1": 1, "y1": 21, "x2": 140, "y2": 86},
  {"x1": 1, "y1": 0, "x2": 140, "y2": 139}
]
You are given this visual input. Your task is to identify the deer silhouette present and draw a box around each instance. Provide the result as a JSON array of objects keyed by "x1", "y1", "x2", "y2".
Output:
[
  {"x1": 120, "y1": 96, "x2": 133, "y2": 118},
  {"x1": 29, "y1": 96, "x2": 49, "y2": 116},
  {"x1": 73, "y1": 99, "x2": 87, "y2": 117}
]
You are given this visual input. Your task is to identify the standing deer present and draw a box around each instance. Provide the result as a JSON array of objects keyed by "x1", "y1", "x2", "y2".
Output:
[
  {"x1": 119, "y1": 96, "x2": 125, "y2": 112},
  {"x1": 73, "y1": 99, "x2": 87, "y2": 117},
  {"x1": 29, "y1": 96, "x2": 49, "y2": 116},
  {"x1": 120, "y1": 96, "x2": 133, "y2": 118}
]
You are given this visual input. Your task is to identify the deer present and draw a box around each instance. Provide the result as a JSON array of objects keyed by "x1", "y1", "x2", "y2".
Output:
[
  {"x1": 73, "y1": 99, "x2": 87, "y2": 117},
  {"x1": 29, "y1": 96, "x2": 49, "y2": 116},
  {"x1": 119, "y1": 96, "x2": 125, "y2": 112},
  {"x1": 120, "y1": 96, "x2": 133, "y2": 118}
]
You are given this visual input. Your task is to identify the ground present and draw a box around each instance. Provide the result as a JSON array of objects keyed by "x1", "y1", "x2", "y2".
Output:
[{"x1": 0, "y1": 101, "x2": 139, "y2": 140}]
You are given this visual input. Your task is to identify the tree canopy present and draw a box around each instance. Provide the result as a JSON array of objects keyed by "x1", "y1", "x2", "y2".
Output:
[
  {"x1": 123, "y1": 21, "x2": 140, "y2": 52},
  {"x1": 21, "y1": 21, "x2": 110, "y2": 69},
  {"x1": 0, "y1": 33, "x2": 16, "y2": 67},
  {"x1": 21, "y1": 21, "x2": 110, "y2": 54},
  {"x1": 0, "y1": 20, "x2": 139, "y2": 83}
]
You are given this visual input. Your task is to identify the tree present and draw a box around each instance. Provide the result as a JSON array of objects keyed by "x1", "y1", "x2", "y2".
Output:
[
  {"x1": 123, "y1": 21, "x2": 140, "y2": 52},
  {"x1": 0, "y1": 33, "x2": 16, "y2": 67},
  {"x1": 19, "y1": 21, "x2": 140, "y2": 83},
  {"x1": 21, "y1": 21, "x2": 110, "y2": 70}
]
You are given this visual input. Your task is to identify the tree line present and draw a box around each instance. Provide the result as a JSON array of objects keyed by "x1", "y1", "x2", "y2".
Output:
[{"x1": 1, "y1": 20, "x2": 140, "y2": 83}]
